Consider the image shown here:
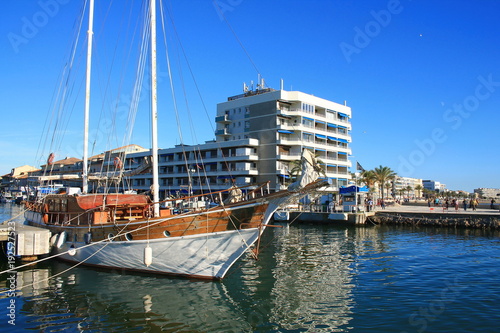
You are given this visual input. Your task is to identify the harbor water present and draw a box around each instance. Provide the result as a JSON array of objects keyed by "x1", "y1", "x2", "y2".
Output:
[{"x1": 1, "y1": 204, "x2": 499, "y2": 332}]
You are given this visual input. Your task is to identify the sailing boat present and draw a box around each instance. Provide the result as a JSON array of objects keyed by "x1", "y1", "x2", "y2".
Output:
[{"x1": 24, "y1": 0, "x2": 327, "y2": 279}]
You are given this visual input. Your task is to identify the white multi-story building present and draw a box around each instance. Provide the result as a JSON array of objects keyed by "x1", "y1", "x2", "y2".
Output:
[
  {"x1": 125, "y1": 85, "x2": 352, "y2": 196},
  {"x1": 215, "y1": 86, "x2": 352, "y2": 191},
  {"x1": 393, "y1": 176, "x2": 423, "y2": 199}
]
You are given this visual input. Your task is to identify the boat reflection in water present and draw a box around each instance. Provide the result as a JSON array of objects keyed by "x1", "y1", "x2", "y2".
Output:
[
  {"x1": 2, "y1": 224, "x2": 369, "y2": 332},
  {"x1": 1, "y1": 261, "x2": 252, "y2": 332}
]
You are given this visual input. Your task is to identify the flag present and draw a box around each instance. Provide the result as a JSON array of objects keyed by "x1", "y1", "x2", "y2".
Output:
[{"x1": 356, "y1": 161, "x2": 365, "y2": 172}]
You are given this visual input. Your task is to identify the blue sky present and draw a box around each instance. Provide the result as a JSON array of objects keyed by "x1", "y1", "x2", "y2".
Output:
[{"x1": 1, "y1": 0, "x2": 499, "y2": 192}]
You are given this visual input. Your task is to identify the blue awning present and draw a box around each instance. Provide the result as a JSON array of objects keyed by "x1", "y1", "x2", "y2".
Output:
[
  {"x1": 315, "y1": 134, "x2": 326, "y2": 139},
  {"x1": 315, "y1": 148, "x2": 326, "y2": 152},
  {"x1": 278, "y1": 174, "x2": 290, "y2": 178},
  {"x1": 327, "y1": 136, "x2": 337, "y2": 141},
  {"x1": 303, "y1": 117, "x2": 314, "y2": 121},
  {"x1": 338, "y1": 112, "x2": 349, "y2": 118},
  {"x1": 327, "y1": 123, "x2": 337, "y2": 128},
  {"x1": 339, "y1": 185, "x2": 369, "y2": 194},
  {"x1": 278, "y1": 130, "x2": 293, "y2": 134},
  {"x1": 315, "y1": 120, "x2": 325, "y2": 124},
  {"x1": 337, "y1": 125, "x2": 348, "y2": 129},
  {"x1": 327, "y1": 164, "x2": 337, "y2": 168},
  {"x1": 337, "y1": 138, "x2": 349, "y2": 143}
]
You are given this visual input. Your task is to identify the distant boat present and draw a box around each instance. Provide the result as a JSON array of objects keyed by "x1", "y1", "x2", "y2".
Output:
[
  {"x1": 24, "y1": 0, "x2": 327, "y2": 279},
  {"x1": 0, "y1": 193, "x2": 13, "y2": 203}
]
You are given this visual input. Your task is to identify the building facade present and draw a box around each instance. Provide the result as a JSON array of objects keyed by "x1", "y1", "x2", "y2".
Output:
[
  {"x1": 474, "y1": 188, "x2": 500, "y2": 198},
  {"x1": 423, "y1": 180, "x2": 446, "y2": 193},
  {"x1": 214, "y1": 87, "x2": 352, "y2": 192},
  {"x1": 393, "y1": 176, "x2": 423, "y2": 199}
]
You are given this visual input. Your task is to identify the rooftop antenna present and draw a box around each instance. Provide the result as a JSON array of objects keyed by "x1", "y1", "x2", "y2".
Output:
[{"x1": 280, "y1": 78, "x2": 284, "y2": 90}]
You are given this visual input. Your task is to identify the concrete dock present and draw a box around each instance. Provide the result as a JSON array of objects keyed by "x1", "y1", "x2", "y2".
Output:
[{"x1": 0, "y1": 222, "x2": 51, "y2": 260}]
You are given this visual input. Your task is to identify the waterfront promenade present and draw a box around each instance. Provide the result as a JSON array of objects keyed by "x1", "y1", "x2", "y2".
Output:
[
  {"x1": 381, "y1": 202, "x2": 500, "y2": 215},
  {"x1": 369, "y1": 201, "x2": 500, "y2": 230}
]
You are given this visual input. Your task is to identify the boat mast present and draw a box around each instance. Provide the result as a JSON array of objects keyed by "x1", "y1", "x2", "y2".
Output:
[
  {"x1": 150, "y1": 0, "x2": 160, "y2": 217},
  {"x1": 82, "y1": 0, "x2": 95, "y2": 194}
]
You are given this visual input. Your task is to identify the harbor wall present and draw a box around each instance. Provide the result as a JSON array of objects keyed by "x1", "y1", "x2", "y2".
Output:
[{"x1": 370, "y1": 212, "x2": 500, "y2": 230}]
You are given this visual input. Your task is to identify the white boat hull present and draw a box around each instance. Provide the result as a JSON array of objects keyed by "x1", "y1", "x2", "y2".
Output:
[{"x1": 54, "y1": 228, "x2": 261, "y2": 279}]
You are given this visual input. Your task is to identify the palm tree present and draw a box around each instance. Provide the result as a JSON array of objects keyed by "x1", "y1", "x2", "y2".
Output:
[
  {"x1": 385, "y1": 182, "x2": 393, "y2": 198},
  {"x1": 373, "y1": 165, "x2": 396, "y2": 200},
  {"x1": 360, "y1": 170, "x2": 377, "y2": 188},
  {"x1": 288, "y1": 159, "x2": 302, "y2": 182},
  {"x1": 288, "y1": 153, "x2": 326, "y2": 181},
  {"x1": 415, "y1": 185, "x2": 423, "y2": 199},
  {"x1": 405, "y1": 185, "x2": 413, "y2": 199}
]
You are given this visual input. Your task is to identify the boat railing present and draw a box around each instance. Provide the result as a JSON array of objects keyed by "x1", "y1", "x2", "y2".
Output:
[{"x1": 158, "y1": 181, "x2": 271, "y2": 209}]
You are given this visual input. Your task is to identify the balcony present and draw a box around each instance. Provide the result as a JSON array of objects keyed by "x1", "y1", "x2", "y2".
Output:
[
  {"x1": 215, "y1": 114, "x2": 230, "y2": 123},
  {"x1": 215, "y1": 128, "x2": 231, "y2": 136}
]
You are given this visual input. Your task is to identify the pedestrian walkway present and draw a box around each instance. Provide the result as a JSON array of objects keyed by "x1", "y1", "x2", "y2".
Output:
[{"x1": 381, "y1": 203, "x2": 500, "y2": 215}]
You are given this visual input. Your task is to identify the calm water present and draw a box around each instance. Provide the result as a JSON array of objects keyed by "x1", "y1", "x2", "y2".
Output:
[{"x1": 1, "y1": 204, "x2": 499, "y2": 332}]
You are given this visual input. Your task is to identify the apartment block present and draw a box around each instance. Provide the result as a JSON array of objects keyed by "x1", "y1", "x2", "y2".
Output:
[{"x1": 214, "y1": 86, "x2": 352, "y2": 192}]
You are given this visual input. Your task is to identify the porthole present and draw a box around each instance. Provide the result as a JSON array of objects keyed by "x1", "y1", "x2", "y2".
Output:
[
  {"x1": 125, "y1": 233, "x2": 133, "y2": 241},
  {"x1": 107, "y1": 233, "x2": 114, "y2": 241},
  {"x1": 163, "y1": 230, "x2": 171, "y2": 237}
]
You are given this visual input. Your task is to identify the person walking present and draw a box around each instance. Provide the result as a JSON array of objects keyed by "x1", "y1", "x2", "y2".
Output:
[
  {"x1": 491, "y1": 199, "x2": 496, "y2": 209},
  {"x1": 462, "y1": 199, "x2": 468, "y2": 211},
  {"x1": 471, "y1": 198, "x2": 478, "y2": 211}
]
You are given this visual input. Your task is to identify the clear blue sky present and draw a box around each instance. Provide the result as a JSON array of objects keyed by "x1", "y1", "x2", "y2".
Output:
[{"x1": 1, "y1": 0, "x2": 499, "y2": 192}]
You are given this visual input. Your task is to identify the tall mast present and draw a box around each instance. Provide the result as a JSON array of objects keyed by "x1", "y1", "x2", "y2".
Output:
[
  {"x1": 82, "y1": 0, "x2": 95, "y2": 194},
  {"x1": 150, "y1": 0, "x2": 160, "y2": 217}
]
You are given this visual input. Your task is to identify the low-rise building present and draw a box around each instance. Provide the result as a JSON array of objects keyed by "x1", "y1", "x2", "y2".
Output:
[{"x1": 474, "y1": 188, "x2": 500, "y2": 199}]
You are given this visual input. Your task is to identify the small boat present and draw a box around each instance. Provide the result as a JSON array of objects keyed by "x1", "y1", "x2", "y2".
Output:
[{"x1": 24, "y1": 0, "x2": 327, "y2": 279}]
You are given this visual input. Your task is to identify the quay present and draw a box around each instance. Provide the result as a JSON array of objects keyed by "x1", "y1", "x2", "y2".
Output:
[
  {"x1": 275, "y1": 202, "x2": 500, "y2": 230},
  {"x1": 0, "y1": 221, "x2": 51, "y2": 261},
  {"x1": 370, "y1": 202, "x2": 500, "y2": 229}
]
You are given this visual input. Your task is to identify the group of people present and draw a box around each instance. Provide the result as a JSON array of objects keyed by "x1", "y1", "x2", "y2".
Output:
[
  {"x1": 427, "y1": 197, "x2": 493, "y2": 211},
  {"x1": 364, "y1": 198, "x2": 385, "y2": 212}
]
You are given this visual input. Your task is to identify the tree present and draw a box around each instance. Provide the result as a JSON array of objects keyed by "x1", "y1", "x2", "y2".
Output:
[
  {"x1": 405, "y1": 185, "x2": 413, "y2": 199},
  {"x1": 415, "y1": 184, "x2": 423, "y2": 199},
  {"x1": 373, "y1": 165, "x2": 396, "y2": 200},
  {"x1": 288, "y1": 152, "x2": 326, "y2": 182},
  {"x1": 360, "y1": 170, "x2": 377, "y2": 188}
]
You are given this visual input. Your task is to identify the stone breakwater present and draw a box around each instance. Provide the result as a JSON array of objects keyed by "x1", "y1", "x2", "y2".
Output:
[{"x1": 369, "y1": 212, "x2": 500, "y2": 230}]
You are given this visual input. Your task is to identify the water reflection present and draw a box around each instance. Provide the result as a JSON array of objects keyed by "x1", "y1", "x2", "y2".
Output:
[{"x1": 1, "y1": 261, "x2": 251, "y2": 332}]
